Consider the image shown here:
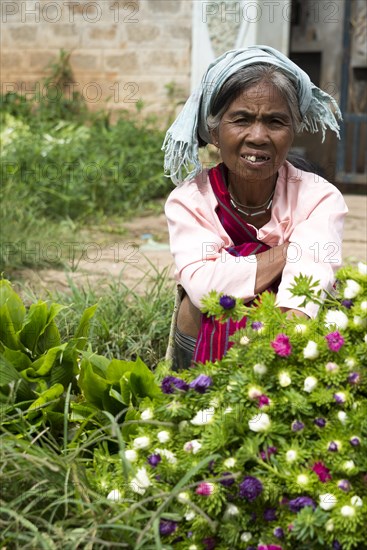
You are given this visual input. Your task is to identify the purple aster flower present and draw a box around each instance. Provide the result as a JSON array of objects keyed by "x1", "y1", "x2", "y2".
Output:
[
  {"x1": 251, "y1": 321, "x2": 264, "y2": 330},
  {"x1": 189, "y1": 374, "x2": 213, "y2": 393},
  {"x1": 264, "y1": 508, "x2": 277, "y2": 521},
  {"x1": 325, "y1": 331, "x2": 345, "y2": 352},
  {"x1": 338, "y1": 479, "x2": 351, "y2": 492},
  {"x1": 208, "y1": 459, "x2": 216, "y2": 472},
  {"x1": 333, "y1": 392, "x2": 346, "y2": 404},
  {"x1": 332, "y1": 541, "x2": 342, "y2": 550},
  {"x1": 274, "y1": 527, "x2": 284, "y2": 539},
  {"x1": 219, "y1": 472, "x2": 235, "y2": 486},
  {"x1": 257, "y1": 394, "x2": 270, "y2": 408},
  {"x1": 239, "y1": 476, "x2": 263, "y2": 501},
  {"x1": 288, "y1": 496, "x2": 316, "y2": 512},
  {"x1": 292, "y1": 420, "x2": 305, "y2": 432},
  {"x1": 161, "y1": 376, "x2": 189, "y2": 394},
  {"x1": 314, "y1": 417, "x2": 326, "y2": 428},
  {"x1": 350, "y1": 436, "x2": 360, "y2": 447},
  {"x1": 260, "y1": 446, "x2": 277, "y2": 460},
  {"x1": 159, "y1": 519, "x2": 177, "y2": 536},
  {"x1": 219, "y1": 295, "x2": 236, "y2": 309},
  {"x1": 203, "y1": 537, "x2": 217, "y2": 550},
  {"x1": 341, "y1": 299, "x2": 353, "y2": 309},
  {"x1": 348, "y1": 372, "x2": 360, "y2": 384},
  {"x1": 328, "y1": 441, "x2": 339, "y2": 452},
  {"x1": 271, "y1": 333, "x2": 292, "y2": 357},
  {"x1": 147, "y1": 453, "x2": 161, "y2": 467},
  {"x1": 312, "y1": 462, "x2": 332, "y2": 482}
]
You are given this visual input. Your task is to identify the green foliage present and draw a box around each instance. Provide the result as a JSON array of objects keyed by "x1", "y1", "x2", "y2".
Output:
[{"x1": 0, "y1": 50, "x2": 171, "y2": 271}]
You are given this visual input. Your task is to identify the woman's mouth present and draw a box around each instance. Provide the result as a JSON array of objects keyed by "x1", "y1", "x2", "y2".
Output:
[{"x1": 242, "y1": 154, "x2": 271, "y2": 164}]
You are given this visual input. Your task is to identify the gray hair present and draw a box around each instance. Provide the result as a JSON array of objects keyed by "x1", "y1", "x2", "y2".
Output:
[{"x1": 207, "y1": 63, "x2": 303, "y2": 136}]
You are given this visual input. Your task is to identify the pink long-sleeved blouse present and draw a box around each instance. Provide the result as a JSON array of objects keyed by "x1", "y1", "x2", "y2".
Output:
[{"x1": 165, "y1": 161, "x2": 348, "y2": 318}]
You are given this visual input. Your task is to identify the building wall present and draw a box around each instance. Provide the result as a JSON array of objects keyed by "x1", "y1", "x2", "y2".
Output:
[{"x1": 1, "y1": 0, "x2": 192, "y2": 117}]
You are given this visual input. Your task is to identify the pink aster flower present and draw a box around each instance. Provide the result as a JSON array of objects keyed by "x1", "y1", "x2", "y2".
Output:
[
  {"x1": 312, "y1": 462, "x2": 332, "y2": 482},
  {"x1": 258, "y1": 545, "x2": 283, "y2": 550},
  {"x1": 196, "y1": 482, "x2": 215, "y2": 496},
  {"x1": 257, "y1": 394, "x2": 270, "y2": 408},
  {"x1": 325, "y1": 331, "x2": 345, "y2": 352},
  {"x1": 271, "y1": 334, "x2": 292, "y2": 357}
]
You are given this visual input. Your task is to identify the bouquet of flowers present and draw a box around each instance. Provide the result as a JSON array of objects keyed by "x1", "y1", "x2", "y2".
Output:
[{"x1": 95, "y1": 263, "x2": 366, "y2": 550}]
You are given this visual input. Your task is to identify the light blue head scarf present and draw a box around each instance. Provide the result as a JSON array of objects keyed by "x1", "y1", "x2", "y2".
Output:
[{"x1": 162, "y1": 45, "x2": 342, "y2": 185}]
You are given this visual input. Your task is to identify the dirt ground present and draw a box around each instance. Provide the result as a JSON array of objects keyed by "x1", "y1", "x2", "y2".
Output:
[{"x1": 20, "y1": 193, "x2": 366, "y2": 296}]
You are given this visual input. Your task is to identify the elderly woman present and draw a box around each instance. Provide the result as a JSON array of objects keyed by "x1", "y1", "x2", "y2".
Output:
[{"x1": 163, "y1": 46, "x2": 348, "y2": 369}]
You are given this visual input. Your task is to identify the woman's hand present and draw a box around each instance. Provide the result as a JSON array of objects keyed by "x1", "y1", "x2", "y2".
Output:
[{"x1": 254, "y1": 242, "x2": 289, "y2": 294}]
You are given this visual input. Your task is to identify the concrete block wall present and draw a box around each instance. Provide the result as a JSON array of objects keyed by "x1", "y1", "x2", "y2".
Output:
[{"x1": 1, "y1": 0, "x2": 192, "y2": 118}]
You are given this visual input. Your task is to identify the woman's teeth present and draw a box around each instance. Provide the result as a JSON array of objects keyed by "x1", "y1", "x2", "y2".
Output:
[{"x1": 243, "y1": 155, "x2": 269, "y2": 163}]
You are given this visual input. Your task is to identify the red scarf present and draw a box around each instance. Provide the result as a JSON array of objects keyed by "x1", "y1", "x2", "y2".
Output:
[{"x1": 193, "y1": 164, "x2": 278, "y2": 364}]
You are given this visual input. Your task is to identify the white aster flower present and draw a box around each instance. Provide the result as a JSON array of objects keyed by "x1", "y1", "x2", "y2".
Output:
[
  {"x1": 303, "y1": 340, "x2": 319, "y2": 359},
  {"x1": 240, "y1": 335, "x2": 250, "y2": 345},
  {"x1": 351, "y1": 495, "x2": 363, "y2": 507},
  {"x1": 343, "y1": 460, "x2": 355, "y2": 472},
  {"x1": 248, "y1": 413, "x2": 270, "y2": 432},
  {"x1": 325, "y1": 519, "x2": 334, "y2": 532},
  {"x1": 319, "y1": 493, "x2": 337, "y2": 510},
  {"x1": 304, "y1": 376, "x2": 318, "y2": 393},
  {"x1": 340, "y1": 505, "x2": 355, "y2": 517},
  {"x1": 185, "y1": 511, "x2": 196, "y2": 521},
  {"x1": 358, "y1": 262, "x2": 367, "y2": 275},
  {"x1": 183, "y1": 439, "x2": 202, "y2": 454},
  {"x1": 154, "y1": 448, "x2": 177, "y2": 464},
  {"x1": 337, "y1": 411, "x2": 347, "y2": 423},
  {"x1": 240, "y1": 532, "x2": 252, "y2": 542},
  {"x1": 141, "y1": 408, "x2": 153, "y2": 420},
  {"x1": 177, "y1": 492, "x2": 190, "y2": 503},
  {"x1": 286, "y1": 450, "x2": 298, "y2": 462},
  {"x1": 190, "y1": 407, "x2": 215, "y2": 425},
  {"x1": 365, "y1": 334, "x2": 367, "y2": 344},
  {"x1": 157, "y1": 430, "x2": 170, "y2": 443},
  {"x1": 294, "y1": 323, "x2": 307, "y2": 334},
  {"x1": 360, "y1": 301, "x2": 367, "y2": 311},
  {"x1": 188, "y1": 546, "x2": 198, "y2": 550},
  {"x1": 344, "y1": 357, "x2": 356, "y2": 369},
  {"x1": 297, "y1": 474, "x2": 309, "y2": 486},
  {"x1": 344, "y1": 279, "x2": 361, "y2": 299},
  {"x1": 107, "y1": 489, "x2": 122, "y2": 501},
  {"x1": 223, "y1": 457, "x2": 236, "y2": 468},
  {"x1": 133, "y1": 436, "x2": 150, "y2": 449},
  {"x1": 325, "y1": 309, "x2": 349, "y2": 330},
  {"x1": 248, "y1": 386, "x2": 262, "y2": 399},
  {"x1": 223, "y1": 406, "x2": 233, "y2": 414},
  {"x1": 130, "y1": 466, "x2": 151, "y2": 495},
  {"x1": 124, "y1": 449, "x2": 138, "y2": 462},
  {"x1": 279, "y1": 371, "x2": 292, "y2": 387},
  {"x1": 353, "y1": 315, "x2": 366, "y2": 327},
  {"x1": 225, "y1": 504, "x2": 239, "y2": 516},
  {"x1": 253, "y1": 363, "x2": 267, "y2": 375}
]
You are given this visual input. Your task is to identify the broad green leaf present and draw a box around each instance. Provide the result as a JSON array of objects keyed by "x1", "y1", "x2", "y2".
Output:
[
  {"x1": 80, "y1": 350, "x2": 109, "y2": 374},
  {"x1": 0, "y1": 304, "x2": 23, "y2": 350},
  {"x1": 121, "y1": 407, "x2": 140, "y2": 440},
  {"x1": 50, "y1": 359, "x2": 76, "y2": 388},
  {"x1": 74, "y1": 304, "x2": 98, "y2": 350},
  {"x1": 19, "y1": 301, "x2": 48, "y2": 354},
  {"x1": 1, "y1": 347, "x2": 32, "y2": 371},
  {"x1": 119, "y1": 372, "x2": 133, "y2": 405},
  {"x1": 37, "y1": 320, "x2": 61, "y2": 355},
  {"x1": 30, "y1": 344, "x2": 66, "y2": 376},
  {"x1": 28, "y1": 383, "x2": 64, "y2": 412},
  {"x1": 78, "y1": 359, "x2": 108, "y2": 408},
  {"x1": 105, "y1": 358, "x2": 138, "y2": 383},
  {"x1": 0, "y1": 353, "x2": 34, "y2": 400},
  {"x1": 129, "y1": 371, "x2": 160, "y2": 400},
  {"x1": 0, "y1": 280, "x2": 26, "y2": 331}
]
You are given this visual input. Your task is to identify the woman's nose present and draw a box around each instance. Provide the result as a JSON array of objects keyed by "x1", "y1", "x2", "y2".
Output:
[{"x1": 246, "y1": 122, "x2": 269, "y2": 145}]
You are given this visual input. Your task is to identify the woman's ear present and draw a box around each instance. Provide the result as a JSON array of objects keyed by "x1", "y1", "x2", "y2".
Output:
[{"x1": 210, "y1": 129, "x2": 219, "y2": 148}]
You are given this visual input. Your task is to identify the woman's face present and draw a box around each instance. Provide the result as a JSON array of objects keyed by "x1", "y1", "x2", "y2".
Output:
[{"x1": 211, "y1": 80, "x2": 295, "y2": 189}]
